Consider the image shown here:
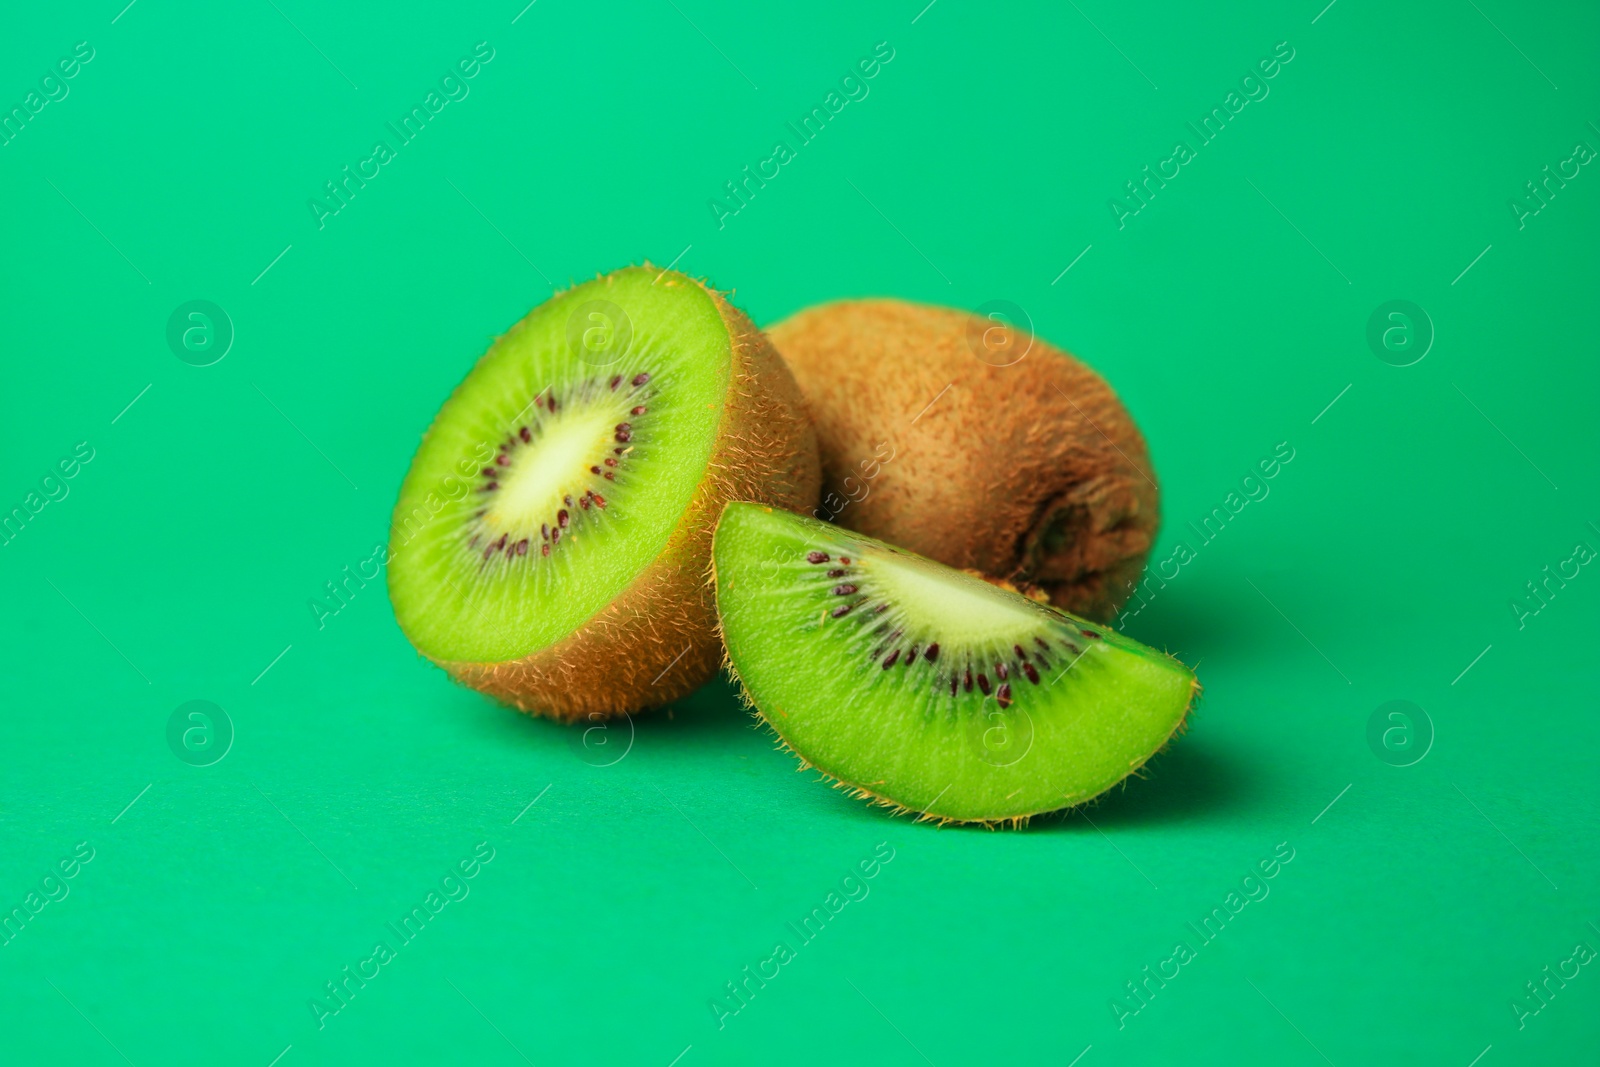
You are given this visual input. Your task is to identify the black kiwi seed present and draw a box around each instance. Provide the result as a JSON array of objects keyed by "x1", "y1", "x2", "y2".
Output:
[
  {"x1": 924, "y1": 643, "x2": 940, "y2": 663},
  {"x1": 807, "y1": 552, "x2": 829, "y2": 564}
]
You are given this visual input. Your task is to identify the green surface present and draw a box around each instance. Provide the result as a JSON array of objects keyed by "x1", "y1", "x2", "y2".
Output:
[
  {"x1": 713, "y1": 502, "x2": 1196, "y2": 823},
  {"x1": 1, "y1": 2, "x2": 1595, "y2": 1064},
  {"x1": 388, "y1": 266, "x2": 731, "y2": 663}
]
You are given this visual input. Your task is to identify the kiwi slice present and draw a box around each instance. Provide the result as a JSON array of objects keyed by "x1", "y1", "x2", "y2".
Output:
[
  {"x1": 769, "y1": 300, "x2": 1158, "y2": 621},
  {"x1": 388, "y1": 267, "x2": 819, "y2": 721},
  {"x1": 713, "y1": 503, "x2": 1196, "y2": 825}
]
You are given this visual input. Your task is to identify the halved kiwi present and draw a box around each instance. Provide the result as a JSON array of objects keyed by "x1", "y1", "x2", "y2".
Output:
[
  {"x1": 388, "y1": 267, "x2": 819, "y2": 721},
  {"x1": 713, "y1": 503, "x2": 1196, "y2": 825},
  {"x1": 769, "y1": 300, "x2": 1158, "y2": 621}
]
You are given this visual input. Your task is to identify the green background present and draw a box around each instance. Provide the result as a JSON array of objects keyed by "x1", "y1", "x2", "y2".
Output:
[{"x1": 2, "y1": 1, "x2": 1596, "y2": 1063}]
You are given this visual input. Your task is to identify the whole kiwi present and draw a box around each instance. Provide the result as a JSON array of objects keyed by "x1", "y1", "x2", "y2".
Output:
[{"x1": 768, "y1": 299, "x2": 1158, "y2": 622}]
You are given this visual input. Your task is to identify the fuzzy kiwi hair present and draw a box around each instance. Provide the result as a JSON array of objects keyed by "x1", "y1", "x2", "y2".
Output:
[
  {"x1": 768, "y1": 300, "x2": 1157, "y2": 621},
  {"x1": 387, "y1": 266, "x2": 820, "y2": 721}
]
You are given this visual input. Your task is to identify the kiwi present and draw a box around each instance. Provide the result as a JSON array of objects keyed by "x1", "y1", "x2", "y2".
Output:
[
  {"x1": 713, "y1": 502, "x2": 1196, "y2": 826},
  {"x1": 387, "y1": 267, "x2": 819, "y2": 721},
  {"x1": 769, "y1": 300, "x2": 1158, "y2": 621}
]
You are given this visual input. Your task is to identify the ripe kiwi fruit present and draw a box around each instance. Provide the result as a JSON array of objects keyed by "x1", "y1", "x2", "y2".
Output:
[
  {"x1": 387, "y1": 267, "x2": 819, "y2": 721},
  {"x1": 713, "y1": 503, "x2": 1196, "y2": 826},
  {"x1": 768, "y1": 300, "x2": 1158, "y2": 621}
]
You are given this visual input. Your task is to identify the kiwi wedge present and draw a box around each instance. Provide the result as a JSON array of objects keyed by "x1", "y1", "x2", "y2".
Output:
[
  {"x1": 769, "y1": 300, "x2": 1158, "y2": 621},
  {"x1": 388, "y1": 267, "x2": 819, "y2": 721},
  {"x1": 713, "y1": 503, "x2": 1196, "y2": 825}
]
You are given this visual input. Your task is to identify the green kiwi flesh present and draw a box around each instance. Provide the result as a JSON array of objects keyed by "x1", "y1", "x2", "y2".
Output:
[
  {"x1": 386, "y1": 267, "x2": 819, "y2": 722},
  {"x1": 713, "y1": 503, "x2": 1197, "y2": 824},
  {"x1": 390, "y1": 269, "x2": 734, "y2": 663}
]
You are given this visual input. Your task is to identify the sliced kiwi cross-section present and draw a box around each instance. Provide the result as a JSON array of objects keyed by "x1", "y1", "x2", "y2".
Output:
[
  {"x1": 388, "y1": 268, "x2": 819, "y2": 721},
  {"x1": 713, "y1": 502, "x2": 1196, "y2": 825}
]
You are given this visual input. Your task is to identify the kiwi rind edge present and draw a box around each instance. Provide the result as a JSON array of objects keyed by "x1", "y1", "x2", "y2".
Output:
[
  {"x1": 726, "y1": 666, "x2": 1200, "y2": 830},
  {"x1": 709, "y1": 512, "x2": 1202, "y2": 830},
  {"x1": 411, "y1": 265, "x2": 820, "y2": 722}
]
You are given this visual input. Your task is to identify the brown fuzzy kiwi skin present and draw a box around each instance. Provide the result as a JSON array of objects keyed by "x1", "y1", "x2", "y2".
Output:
[
  {"x1": 411, "y1": 268, "x2": 820, "y2": 723},
  {"x1": 769, "y1": 300, "x2": 1159, "y2": 622}
]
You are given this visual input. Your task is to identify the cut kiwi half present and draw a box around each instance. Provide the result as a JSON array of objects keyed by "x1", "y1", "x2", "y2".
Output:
[
  {"x1": 388, "y1": 267, "x2": 819, "y2": 721},
  {"x1": 713, "y1": 503, "x2": 1196, "y2": 825}
]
